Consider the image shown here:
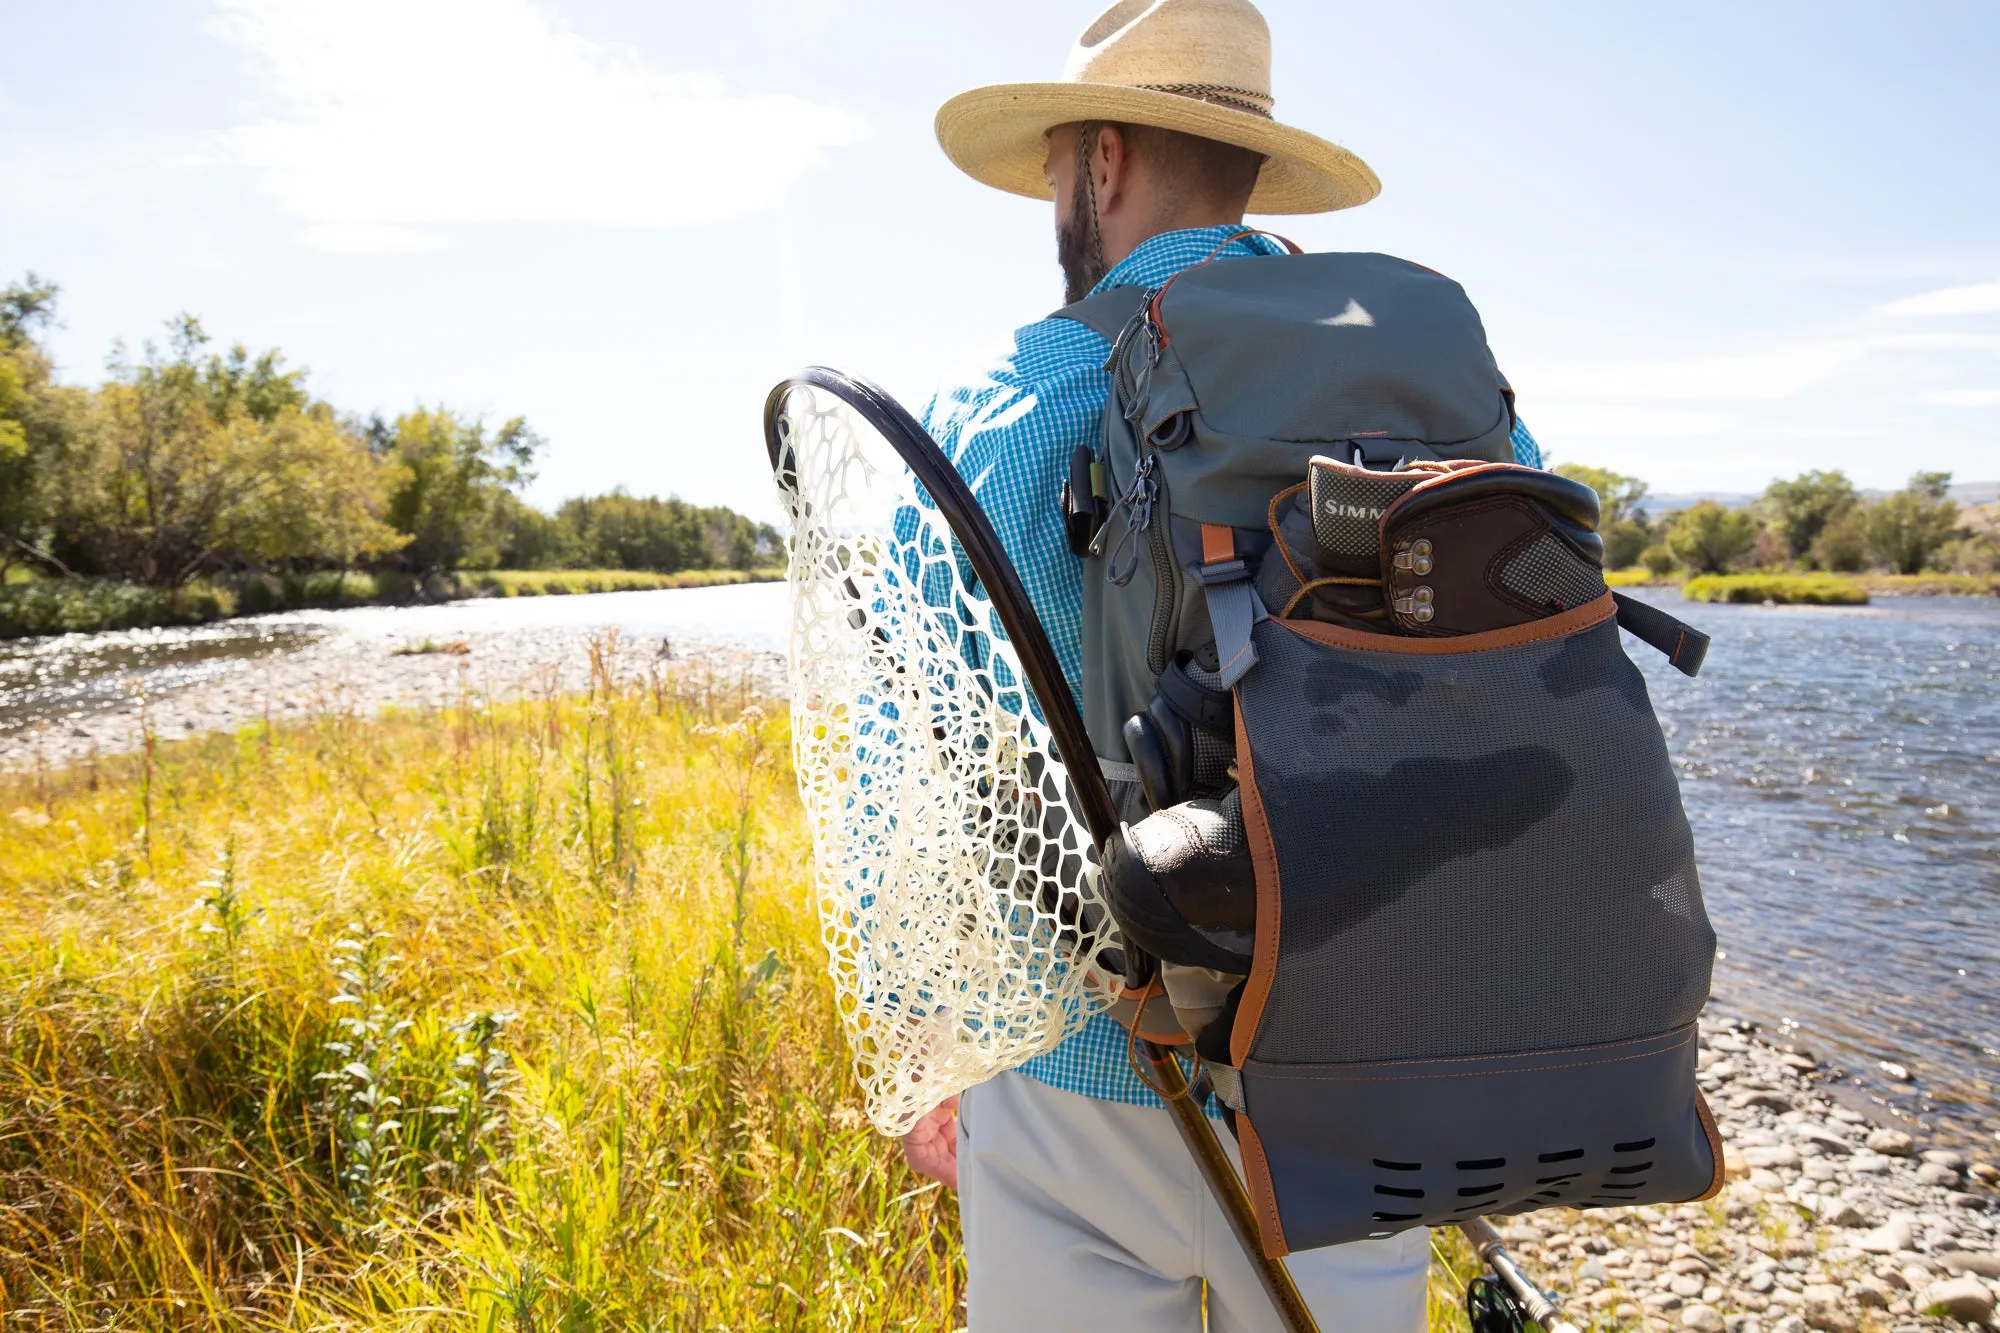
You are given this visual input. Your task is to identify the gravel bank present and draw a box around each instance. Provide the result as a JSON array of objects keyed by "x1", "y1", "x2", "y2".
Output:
[
  {"x1": 0, "y1": 626, "x2": 784, "y2": 771},
  {"x1": 1496, "y1": 1022, "x2": 2000, "y2": 1330}
]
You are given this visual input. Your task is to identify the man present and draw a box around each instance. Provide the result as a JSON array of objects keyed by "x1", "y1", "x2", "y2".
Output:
[{"x1": 899, "y1": 3, "x2": 1542, "y2": 1328}]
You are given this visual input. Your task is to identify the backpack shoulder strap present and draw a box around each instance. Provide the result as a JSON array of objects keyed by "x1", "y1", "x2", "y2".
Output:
[{"x1": 1048, "y1": 284, "x2": 1151, "y2": 342}]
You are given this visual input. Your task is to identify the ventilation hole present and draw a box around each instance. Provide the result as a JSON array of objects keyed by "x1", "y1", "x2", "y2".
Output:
[
  {"x1": 1457, "y1": 1182, "x2": 1504, "y2": 1198},
  {"x1": 1538, "y1": 1148, "x2": 1584, "y2": 1163},
  {"x1": 1372, "y1": 1159, "x2": 1422, "y2": 1172},
  {"x1": 1615, "y1": 1138, "x2": 1656, "y2": 1152},
  {"x1": 1609, "y1": 1162, "x2": 1654, "y2": 1175},
  {"x1": 1371, "y1": 1211, "x2": 1421, "y2": 1222},
  {"x1": 1373, "y1": 1185, "x2": 1424, "y2": 1199},
  {"x1": 1601, "y1": 1181, "x2": 1647, "y2": 1191},
  {"x1": 1534, "y1": 1191, "x2": 1561, "y2": 1200},
  {"x1": 1456, "y1": 1157, "x2": 1506, "y2": 1171},
  {"x1": 1536, "y1": 1174, "x2": 1580, "y2": 1185}
]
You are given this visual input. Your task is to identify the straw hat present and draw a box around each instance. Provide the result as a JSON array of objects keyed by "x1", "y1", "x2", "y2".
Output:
[{"x1": 935, "y1": 0, "x2": 1379, "y2": 216}]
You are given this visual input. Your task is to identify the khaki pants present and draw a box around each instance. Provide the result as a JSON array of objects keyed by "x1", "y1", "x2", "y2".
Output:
[{"x1": 958, "y1": 1071, "x2": 1431, "y2": 1332}]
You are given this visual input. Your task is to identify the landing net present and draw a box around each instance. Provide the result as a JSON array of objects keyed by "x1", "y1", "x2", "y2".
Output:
[{"x1": 769, "y1": 380, "x2": 1117, "y2": 1136}]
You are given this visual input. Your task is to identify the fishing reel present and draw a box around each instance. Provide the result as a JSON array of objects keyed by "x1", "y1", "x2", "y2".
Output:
[{"x1": 1465, "y1": 1275, "x2": 1532, "y2": 1333}]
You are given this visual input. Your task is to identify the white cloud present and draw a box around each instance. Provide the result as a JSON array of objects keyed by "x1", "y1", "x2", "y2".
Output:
[
  {"x1": 1924, "y1": 388, "x2": 2000, "y2": 407},
  {"x1": 206, "y1": 0, "x2": 867, "y2": 248},
  {"x1": 297, "y1": 222, "x2": 448, "y2": 254},
  {"x1": 1881, "y1": 280, "x2": 2000, "y2": 317}
]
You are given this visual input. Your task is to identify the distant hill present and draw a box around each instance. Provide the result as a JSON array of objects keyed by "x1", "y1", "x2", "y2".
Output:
[{"x1": 1642, "y1": 480, "x2": 1998, "y2": 514}]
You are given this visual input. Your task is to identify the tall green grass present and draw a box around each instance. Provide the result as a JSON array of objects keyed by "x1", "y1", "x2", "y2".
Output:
[
  {"x1": 0, "y1": 645, "x2": 956, "y2": 1329},
  {"x1": 0, "y1": 646, "x2": 1489, "y2": 1330},
  {"x1": 1681, "y1": 573, "x2": 1869, "y2": 605}
]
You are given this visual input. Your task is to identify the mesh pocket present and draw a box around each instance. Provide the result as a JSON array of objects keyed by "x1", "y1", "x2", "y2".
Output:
[{"x1": 1239, "y1": 615, "x2": 1713, "y2": 1067}]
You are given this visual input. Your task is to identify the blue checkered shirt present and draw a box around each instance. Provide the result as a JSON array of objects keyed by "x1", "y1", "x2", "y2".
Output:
[{"x1": 919, "y1": 225, "x2": 1544, "y2": 1110}]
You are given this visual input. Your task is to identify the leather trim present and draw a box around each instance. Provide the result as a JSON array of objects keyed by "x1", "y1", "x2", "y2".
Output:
[
  {"x1": 1275, "y1": 590, "x2": 1615, "y2": 655},
  {"x1": 1200, "y1": 521, "x2": 1236, "y2": 566},
  {"x1": 1235, "y1": 1115, "x2": 1292, "y2": 1259},
  {"x1": 1230, "y1": 695, "x2": 1283, "y2": 1069},
  {"x1": 1690, "y1": 1087, "x2": 1726, "y2": 1201}
]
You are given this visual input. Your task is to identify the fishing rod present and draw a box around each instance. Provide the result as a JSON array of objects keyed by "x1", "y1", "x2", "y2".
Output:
[{"x1": 763, "y1": 366, "x2": 1577, "y2": 1333}]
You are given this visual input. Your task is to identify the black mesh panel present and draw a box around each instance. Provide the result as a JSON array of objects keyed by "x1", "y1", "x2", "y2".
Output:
[
  {"x1": 1240, "y1": 617, "x2": 1712, "y2": 1066},
  {"x1": 1497, "y1": 531, "x2": 1608, "y2": 613}
]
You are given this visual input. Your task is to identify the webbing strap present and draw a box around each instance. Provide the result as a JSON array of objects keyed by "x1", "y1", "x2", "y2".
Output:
[
  {"x1": 1612, "y1": 592, "x2": 1710, "y2": 677},
  {"x1": 1195, "y1": 524, "x2": 1265, "y2": 689}
]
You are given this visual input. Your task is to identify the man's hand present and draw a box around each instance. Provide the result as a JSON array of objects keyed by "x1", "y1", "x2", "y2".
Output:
[{"x1": 899, "y1": 1094, "x2": 960, "y2": 1190}]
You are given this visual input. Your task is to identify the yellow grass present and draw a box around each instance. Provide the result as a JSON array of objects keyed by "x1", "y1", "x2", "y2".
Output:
[
  {"x1": 0, "y1": 643, "x2": 1489, "y2": 1330},
  {"x1": 462, "y1": 568, "x2": 782, "y2": 598}
]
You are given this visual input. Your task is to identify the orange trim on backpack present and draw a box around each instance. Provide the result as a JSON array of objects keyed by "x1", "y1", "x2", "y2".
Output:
[
  {"x1": 1230, "y1": 697, "x2": 1284, "y2": 1072},
  {"x1": 1236, "y1": 1116, "x2": 1292, "y2": 1258},
  {"x1": 1200, "y1": 522, "x2": 1236, "y2": 567}
]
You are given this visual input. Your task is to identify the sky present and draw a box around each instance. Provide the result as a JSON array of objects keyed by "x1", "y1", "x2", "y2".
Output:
[{"x1": 3, "y1": 0, "x2": 1997, "y2": 519}]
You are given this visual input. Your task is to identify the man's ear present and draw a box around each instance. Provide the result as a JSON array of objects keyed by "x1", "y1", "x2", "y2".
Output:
[{"x1": 1094, "y1": 123, "x2": 1132, "y2": 213}]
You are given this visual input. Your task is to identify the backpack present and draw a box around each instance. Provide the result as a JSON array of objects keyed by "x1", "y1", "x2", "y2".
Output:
[{"x1": 1052, "y1": 238, "x2": 1724, "y2": 1257}]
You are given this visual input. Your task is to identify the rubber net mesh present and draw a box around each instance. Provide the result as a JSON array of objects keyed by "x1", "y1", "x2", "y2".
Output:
[{"x1": 769, "y1": 382, "x2": 1119, "y2": 1136}]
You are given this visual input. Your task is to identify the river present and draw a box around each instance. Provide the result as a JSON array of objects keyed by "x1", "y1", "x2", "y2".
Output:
[{"x1": 2, "y1": 584, "x2": 1994, "y2": 1147}]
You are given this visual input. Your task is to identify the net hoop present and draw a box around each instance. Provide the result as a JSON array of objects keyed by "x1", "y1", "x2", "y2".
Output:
[{"x1": 764, "y1": 370, "x2": 1122, "y2": 1135}]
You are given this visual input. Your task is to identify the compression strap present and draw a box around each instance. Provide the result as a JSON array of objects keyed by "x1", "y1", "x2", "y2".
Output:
[{"x1": 1612, "y1": 592, "x2": 1710, "y2": 678}]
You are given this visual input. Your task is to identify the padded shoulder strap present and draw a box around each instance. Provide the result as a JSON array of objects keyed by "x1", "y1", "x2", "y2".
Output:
[
  {"x1": 1049, "y1": 284, "x2": 1151, "y2": 342},
  {"x1": 1612, "y1": 592, "x2": 1710, "y2": 678}
]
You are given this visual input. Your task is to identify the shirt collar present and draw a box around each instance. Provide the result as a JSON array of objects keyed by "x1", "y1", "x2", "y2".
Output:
[{"x1": 1088, "y1": 225, "x2": 1286, "y2": 296}]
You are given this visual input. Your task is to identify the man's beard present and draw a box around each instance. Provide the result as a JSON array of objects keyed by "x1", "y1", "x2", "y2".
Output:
[{"x1": 1057, "y1": 158, "x2": 1106, "y2": 304}]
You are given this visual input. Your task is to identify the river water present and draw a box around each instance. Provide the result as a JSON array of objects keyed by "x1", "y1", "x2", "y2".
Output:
[{"x1": 2, "y1": 585, "x2": 1995, "y2": 1145}]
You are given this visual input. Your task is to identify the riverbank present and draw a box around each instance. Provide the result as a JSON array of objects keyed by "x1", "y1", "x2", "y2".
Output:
[
  {"x1": 0, "y1": 567, "x2": 781, "y2": 639},
  {"x1": 1606, "y1": 570, "x2": 1999, "y2": 603},
  {"x1": 1495, "y1": 1024, "x2": 2000, "y2": 1330}
]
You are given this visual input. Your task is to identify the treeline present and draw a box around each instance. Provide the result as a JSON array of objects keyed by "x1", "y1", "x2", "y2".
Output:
[
  {"x1": 0, "y1": 275, "x2": 776, "y2": 590},
  {"x1": 1554, "y1": 463, "x2": 1994, "y2": 578}
]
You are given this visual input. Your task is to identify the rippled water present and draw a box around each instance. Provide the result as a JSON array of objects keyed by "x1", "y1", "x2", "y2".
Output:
[
  {"x1": 3, "y1": 585, "x2": 1995, "y2": 1143},
  {"x1": 1625, "y1": 591, "x2": 2000, "y2": 1147}
]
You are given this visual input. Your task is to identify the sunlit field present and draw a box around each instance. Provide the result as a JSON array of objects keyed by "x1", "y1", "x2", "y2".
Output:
[{"x1": 0, "y1": 639, "x2": 1481, "y2": 1330}]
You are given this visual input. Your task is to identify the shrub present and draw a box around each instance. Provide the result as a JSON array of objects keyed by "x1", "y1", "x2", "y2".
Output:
[
  {"x1": 1682, "y1": 574, "x2": 1869, "y2": 605},
  {"x1": 1640, "y1": 544, "x2": 1679, "y2": 578},
  {"x1": 1811, "y1": 509, "x2": 1870, "y2": 573},
  {"x1": 1666, "y1": 501, "x2": 1760, "y2": 574}
]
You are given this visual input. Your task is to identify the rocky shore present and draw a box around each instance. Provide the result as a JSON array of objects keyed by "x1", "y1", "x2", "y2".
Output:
[
  {"x1": 1496, "y1": 1022, "x2": 1999, "y2": 1331},
  {"x1": 0, "y1": 626, "x2": 785, "y2": 771}
]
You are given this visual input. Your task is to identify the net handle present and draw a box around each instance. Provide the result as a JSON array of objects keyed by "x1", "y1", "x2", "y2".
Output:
[{"x1": 762, "y1": 368, "x2": 1123, "y2": 849}]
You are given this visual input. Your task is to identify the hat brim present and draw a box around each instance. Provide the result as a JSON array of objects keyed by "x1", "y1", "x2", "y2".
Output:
[{"x1": 935, "y1": 82, "x2": 1380, "y2": 216}]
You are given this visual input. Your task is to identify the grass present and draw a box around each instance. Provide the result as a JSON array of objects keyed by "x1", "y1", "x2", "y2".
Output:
[
  {"x1": 0, "y1": 568, "x2": 782, "y2": 639},
  {"x1": 1681, "y1": 573, "x2": 1871, "y2": 605},
  {"x1": 459, "y1": 569, "x2": 781, "y2": 598},
  {"x1": 0, "y1": 647, "x2": 959, "y2": 1329},
  {"x1": 0, "y1": 643, "x2": 1501, "y2": 1330}
]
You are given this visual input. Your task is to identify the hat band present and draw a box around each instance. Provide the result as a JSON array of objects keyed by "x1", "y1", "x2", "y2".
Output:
[{"x1": 1136, "y1": 82, "x2": 1274, "y2": 119}]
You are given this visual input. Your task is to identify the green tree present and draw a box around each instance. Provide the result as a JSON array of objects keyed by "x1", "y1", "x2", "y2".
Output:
[
  {"x1": 1865, "y1": 472, "x2": 1961, "y2": 575},
  {"x1": 0, "y1": 275, "x2": 75, "y2": 579},
  {"x1": 53, "y1": 319, "x2": 403, "y2": 584},
  {"x1": 1762, "y1": 470, "x2": 1858, "y2": 565},
  {"x1": 1554, "y1": 463, "x2": 1649, "y2": 524},
  {"x1": 1666, "y1": 500, "x2": 1760, "y2": 574},
  {"x1": 1811, "y1": 508, "x2": 1869, "y2": 573},
  {"x1": 383, "y1": 409, "x2": 541, "y2": 571}
]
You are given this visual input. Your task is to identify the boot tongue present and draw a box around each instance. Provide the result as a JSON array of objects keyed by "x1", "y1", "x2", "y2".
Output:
[{"x1": 1307, "y1": 457, "x2": 1425, "y2": 579}]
